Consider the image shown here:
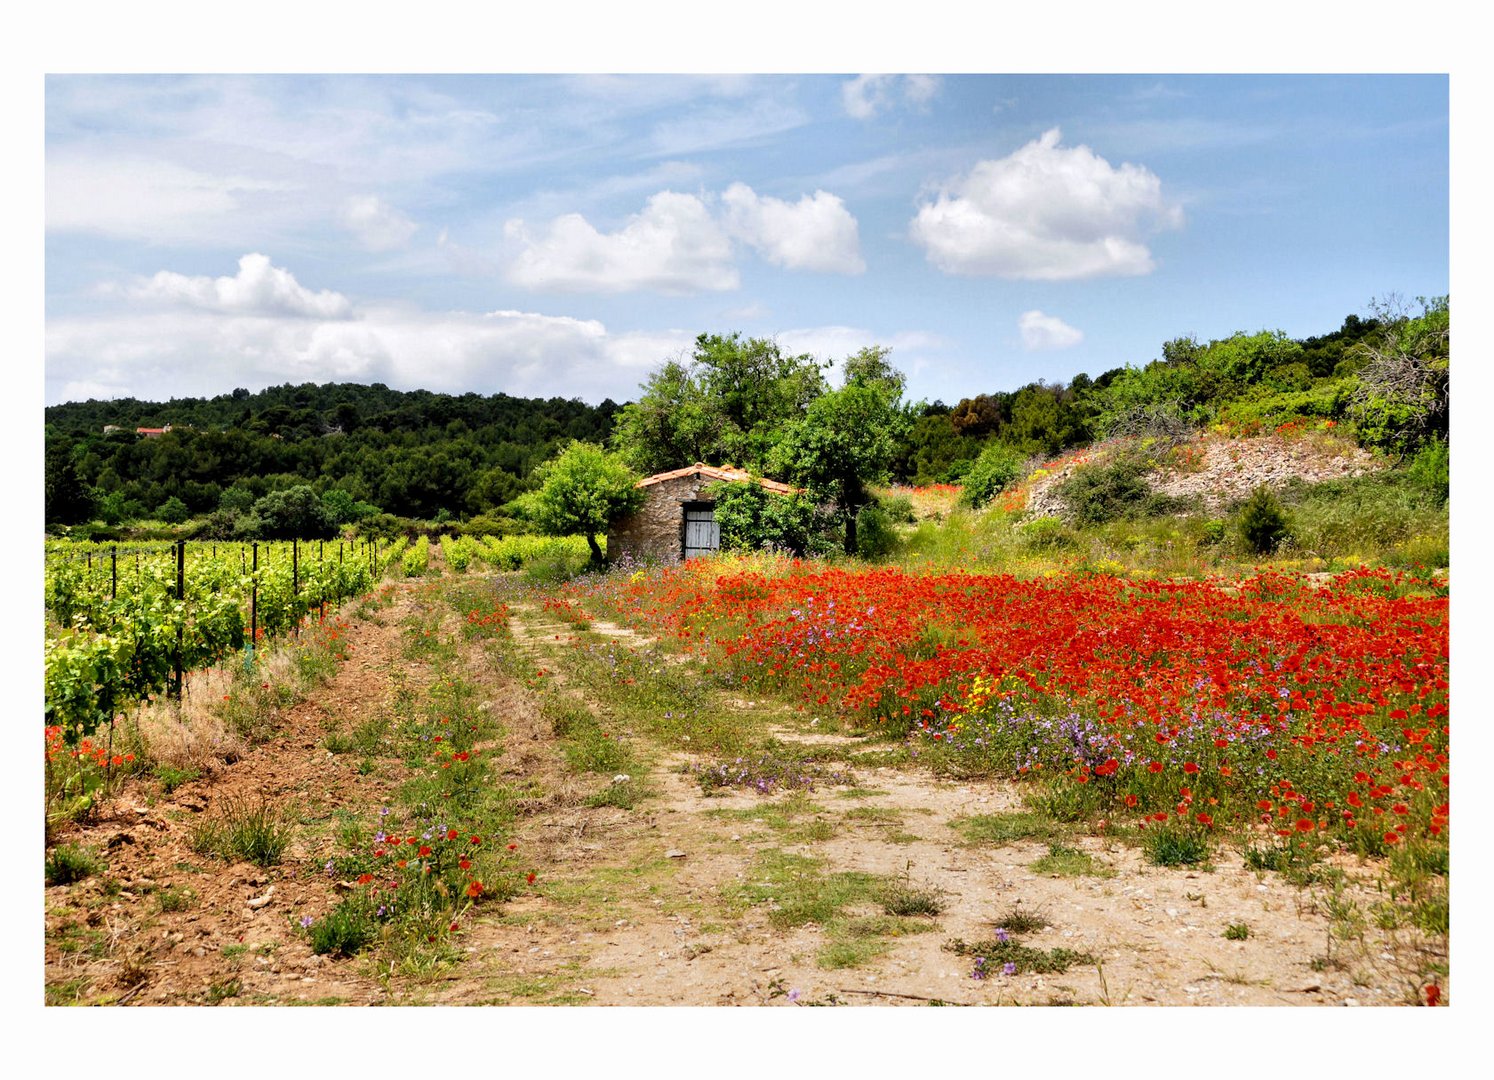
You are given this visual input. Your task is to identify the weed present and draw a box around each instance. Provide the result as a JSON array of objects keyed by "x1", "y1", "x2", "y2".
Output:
[
  {"x1": 951, "y1": 811, "x2": 1066, "y2": 847},
  {"x1": 205, "y1": 977, "x2": 242, "y2": 1004},
  {"x1": 585, "y1": 778, "x2": 648, "y2": 810},
  {"x1": 994, "y1": 902, "x2": 1049, "y2": 935},
  {"x1": 946, "y1": 936, "x2": 1095, "y2": 975},
  {"x1": 1223, "y1": 922, "x2": 1251, "y2": 941},
  {"x1": 45, "y1": 844, "x2": 103, "y2": 886},
  {"x1": 1141, "y1": 822, "x2": 1213, "y2": 868},
  {"x1": 157, "y1": 885, "x2": 197, "y2": 913},
  {"x1": 1031, "y1": 842, "x2": 1114, "y2": 878},
  {"x1": 188, "y1": 797, "x2": 295, "y2": 866},
  {"x1": 878, "y1": 866, "x2": 946, "y2": 916},
  {"x1": 308, "y1": 896, "x2": 379, "y2": 957},
  {"x1": 154, "y1": 763, "x2": 199, "y2": 793}
]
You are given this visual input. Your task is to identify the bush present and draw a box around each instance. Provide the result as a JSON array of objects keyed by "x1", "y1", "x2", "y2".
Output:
[
  {"x1": 1055, "y1": 455, "x2": 1182, "y2": 524},
  {"x1": 713, "y1": 482, "x2": 826, "y2": 556},
  {"x1": 157, "y1": 496, "x2": 190, "y2": 524},
  {"x1": 1406, "y1": 439, "x2": 1449, "y2": 505},
  {"x1": 1238, "y1": 486, "x2": 1291, "y2": 554},
  {"x1": 960, "y1": 444, "x2": 1025, "y2": 508},
  {"x1": 855, "y1": 503, "x2": 898, "y2": 560}
]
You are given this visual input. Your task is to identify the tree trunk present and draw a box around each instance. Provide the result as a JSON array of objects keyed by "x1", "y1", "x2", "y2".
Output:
[
  {"x1": 843, "y1": 511, "x2": 857, "y2": 556},
  {"x1": 586, "y1": 533, "x2": 606, "y2": 567}
]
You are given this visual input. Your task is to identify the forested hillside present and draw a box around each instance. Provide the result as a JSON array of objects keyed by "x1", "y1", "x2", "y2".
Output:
[{"x1": 43, "y1": 298, "x2": 1447, "y2": 536}]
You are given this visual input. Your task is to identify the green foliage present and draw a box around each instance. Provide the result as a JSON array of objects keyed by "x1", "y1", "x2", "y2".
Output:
[
  {"x1": 156, "y1": 495, "x2": 191, "y2": 524},
  {"x1": 45, "y1": 844, "x2": 103, "y2": 886},
  {"x1": 1347, "y1": 296, "x2": 1449, "y2": 454},
  {"x1": 1405, "y1": 439, "x2": 1449, "y2": 505},
  {"x1": 1054, "y1": 454, "x2": 1182, "y2": 525},
  {"x1": 611, "y1": 333, "x2": 828, "y2": 475},
  {"x1": 188, "y1": 797, "x2": 295, "y2": 866},
  {"x1": 519, "y1": 441, "x2": 642, "y2": 565},
  {"x1": 959, "y1": 443, "x2": 1025, "y2": 508},
  {"x1": 773, "y1": 350, "x2": 912, "y2": 554},
  {"x1": 1238, "y1": 485, "x2": 1291, "y2": 554},
  {"x1": 309, "y1": 895, "x2": 379, "y2": 957},
  {"x1": 251, "y1": 485, "x2": 336, "y2": 540},
  {"x1": 854, "y1": 502, "x2": 899, "y2": 561},
  {"x1": 1141, "y1": 822, "x2": 1213, "y2": 867},
  {"x1": 712, "y1": 481, "x2": 826, "y2": 556}
]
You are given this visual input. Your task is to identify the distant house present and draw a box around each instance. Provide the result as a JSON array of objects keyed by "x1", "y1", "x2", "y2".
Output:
[
  {"x1": 102, "y1": 425, "x2": 122, "y2": 434},
  {"x1": 135, "y1": 425, "x2": 172, "y2": 437},
  {"x1": 607, "y1": 463, "x2": 797, "y2": 564}
]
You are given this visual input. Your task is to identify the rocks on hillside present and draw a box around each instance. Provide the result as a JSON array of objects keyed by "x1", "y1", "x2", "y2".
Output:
[{"x1": 1025, "y1": 435, "x2": 1382, "y2": 519}]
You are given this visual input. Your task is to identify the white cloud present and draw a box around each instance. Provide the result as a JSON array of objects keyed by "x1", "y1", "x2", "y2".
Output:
[
  {"x1": 842, "y1": 74, "x2": 942, "y2": 119},
  {"x1": 340, "y1": 195, "x2": 418, "y2": 251},
  {"x1": 46, "y1": 151, "x2": 291, "y2": 243},
  {"x1": 909, "y1": 128, "x2": 1183, "y2": 280},
  {"x1": 721, "y1": 183, "x2": 865, "y2": 274},
  {"x1": 1018, "y1": 310, "x2": 1084, "y2": 350},
  {"x1": 130, "y1": 254, "x2": 353, "y2": 318},
  {"x1": 504, "y1": 191, "x2": 738, "y2": 294},
  {"x1": 46, "y1": 302, "x2": 696, "y2": 405}
]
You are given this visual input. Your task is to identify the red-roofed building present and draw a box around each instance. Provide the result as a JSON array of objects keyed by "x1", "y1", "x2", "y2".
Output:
[
  {"x1": 135, "y1": 425, "x2": 172, "y2": 437},
  {"x1": 607, "y1": 462, "x2": 798, "y2": 564}
]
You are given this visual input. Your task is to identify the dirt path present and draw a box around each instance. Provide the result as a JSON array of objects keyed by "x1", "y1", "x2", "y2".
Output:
[{"x1": 44, "y1": 570, "x2": 1443, "y2": 1007}]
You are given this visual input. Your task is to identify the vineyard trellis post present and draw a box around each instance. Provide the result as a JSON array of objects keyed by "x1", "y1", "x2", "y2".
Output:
[
  {"x1": 250, "y1": 541, "x2": 258, "y2": 654},
  {"x1": 110, "y1": 546, "x2": 117, "y2": 600},
  {"x1": 292, "y1": 538, "x2": 299, "y2": 638},
  {"x1": 172, "y1": 539, "x2": 185, "y2": 698}
]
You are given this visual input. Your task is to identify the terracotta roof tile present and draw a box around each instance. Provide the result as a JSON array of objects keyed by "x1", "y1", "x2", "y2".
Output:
[{"x1": 637, "y1": 462, "x2": 798, "y2": 495}]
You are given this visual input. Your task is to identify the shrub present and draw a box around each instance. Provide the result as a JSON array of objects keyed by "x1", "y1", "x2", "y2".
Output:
[
  {"x1": 1405, "y1": 439, "x2": 1449, "y2": 505},
  {"x1": 713, "y1": 482, "x2": 825, "y2": 556},
  {"x1": 855, "y1": 503, "x2": 899, "y2": 560},
  {"x1": 309, "y1": 896, "x2": 379, "y2": 957},
  {"x1": 1141, "y1": 822, "x2": 1213, "y2": 867},
  {"x1": 1238, "y1": 486, "x2": 1291, "y2": 554},
  {"x1": 960, "y1": 444, "x2": 1025, "y2": 508},
  {"x1": 1054, "y1": 455, "x2": 1180, "y2": 525}
]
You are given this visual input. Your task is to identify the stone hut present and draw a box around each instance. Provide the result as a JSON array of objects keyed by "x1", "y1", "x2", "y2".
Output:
[{"x1": 607, "y1": 463, "x2": 797, "y2": 565}]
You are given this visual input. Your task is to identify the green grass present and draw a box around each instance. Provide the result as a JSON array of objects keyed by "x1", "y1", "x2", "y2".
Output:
[
  {"x1": 157, "y1": 885, "x2": 197, "y2": 912},
  {"x1": 45, "y1": 844, "x2": 103, "y2": 886},
  {"x1": 188, "y1": 797, "x2": 295, "y2": 866},
  {"x1": 951, "y1": 811, "x2": 1068, "y2": 847},
  {"x1": 1140, "y1": 822, "x2": 1214, "y2": 868},
  {"x1": 1030, "y1": 842, "x2": 1115, "y2": 878},
  {"x1": 1224, "y1": 923, "x2": 1251, "y2": 941}
]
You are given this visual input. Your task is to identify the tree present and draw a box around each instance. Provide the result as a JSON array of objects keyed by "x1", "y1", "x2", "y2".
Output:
[
  {"x1": 45, "y1": 440, "x2": 92, "y2": 526},
  {"x1": 1347, "y1": 295, "x2": 1449, "y2": 454},
  {"x1": 611, "y1": 333, "x2": 828, "y2": 474},
  {"x1": 520, "y1": 441, "x2": 644, "y2": 565},
  {"x1": 773, "y1": 347, "x2": 911, "y2": 554},
  {"x1": 250, "y1": 485, "x2": 336, "y2": 539}
]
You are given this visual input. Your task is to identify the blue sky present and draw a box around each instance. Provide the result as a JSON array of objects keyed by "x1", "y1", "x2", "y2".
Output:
[{"x1": 43, "y1": 73, "x2": 1448, "y2": 407}]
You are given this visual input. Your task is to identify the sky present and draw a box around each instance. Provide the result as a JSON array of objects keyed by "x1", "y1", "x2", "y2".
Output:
[{"x1": 43, "y1": 73, "x2": 1448, "y2": 409}]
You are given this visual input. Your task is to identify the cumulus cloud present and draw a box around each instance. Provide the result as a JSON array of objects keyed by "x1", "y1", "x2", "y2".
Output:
[
  {"x1": 340, "y1": 195, "x2": 418, "y2": 251},
  {"x1": 842, "y1": 74, "x2": 942, "y2": 119},
  {"x1": 909, "y1": 128, "x2": 1183, "y2": 280},
  {"x1": 504, "y1": 191, "x2": 737, "y2": 294},
  {"x1": 1018, "y1": 310, "x2": 1084, "y2": 350},
  {"x1": 130, "y1": 254, "x2": 353, "y2": 318},
  {"x1": 45, "y1": 302, "x2": 696, "y2": 405},
  {"x1": 720, "y1": 183, "x2": 864, "y2": 273}
]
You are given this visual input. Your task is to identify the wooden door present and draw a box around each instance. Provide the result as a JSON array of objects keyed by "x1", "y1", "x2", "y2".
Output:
[{"x1": 683, "y1": 505, "x2": 720, "y2": 559}]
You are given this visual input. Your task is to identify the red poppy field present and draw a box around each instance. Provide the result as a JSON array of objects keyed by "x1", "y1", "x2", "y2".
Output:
[{"x1": 571, "y1": 559, "x2": 1449, "y2": 864}]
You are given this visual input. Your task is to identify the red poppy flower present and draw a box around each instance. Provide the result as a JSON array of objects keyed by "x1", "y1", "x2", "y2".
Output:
[
  {"x1": 447, "y1": 829, "x2": 459, "y2": 840},
  {"x1": 526, "y1": 873, "x2": 536, "y2": 884},
  {"x1": 418, "y1": 845, "x2": 432, "y2": 857},
  {"x1": 1295, "y1": 819, "x2": 1314, "y2": 832},
  {"x1": 357, "y1": 873, "x2": 374, "y2": 885}
]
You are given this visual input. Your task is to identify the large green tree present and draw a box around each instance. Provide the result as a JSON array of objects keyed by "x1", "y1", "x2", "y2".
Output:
[
  {"x1": 611, "y1": 333, "x2": 828, "y2": 475},
  {"x1": 519, "y1": 441, "x2": 644, "y2": 565},
  {"x1": 772, "y1": 346, "x2": 911, "y2": 554}
]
